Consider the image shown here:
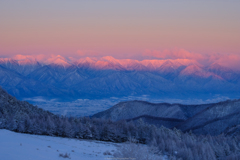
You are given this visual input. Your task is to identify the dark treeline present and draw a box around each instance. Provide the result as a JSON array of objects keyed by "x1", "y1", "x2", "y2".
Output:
[{"x1": 1, "y1": 88, "x2": 240, "y2": 160}]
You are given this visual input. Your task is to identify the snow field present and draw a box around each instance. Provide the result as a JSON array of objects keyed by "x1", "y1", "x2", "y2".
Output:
[{"x1": 0, "y1": 129, "x2": 118, "y2": 160}]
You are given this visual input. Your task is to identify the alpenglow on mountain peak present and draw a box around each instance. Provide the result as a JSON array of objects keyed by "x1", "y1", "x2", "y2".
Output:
[
  {"x1": 0, "y1": 54, "x2": 240, "y2": 100},
  {"x1": 0, "y1": 54, "x2": 233, "y2": 71}
]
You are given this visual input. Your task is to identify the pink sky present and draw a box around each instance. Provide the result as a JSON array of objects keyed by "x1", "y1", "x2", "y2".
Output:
[{"x1": 0, "y1": 1, "x2": 239, "y2": 68}]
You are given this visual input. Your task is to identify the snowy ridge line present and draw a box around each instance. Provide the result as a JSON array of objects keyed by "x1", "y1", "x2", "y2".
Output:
[{"x1": 0, "y1": 55, "x2": 232, "y2": 71}]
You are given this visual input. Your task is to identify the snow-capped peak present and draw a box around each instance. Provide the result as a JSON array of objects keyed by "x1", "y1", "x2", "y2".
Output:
[
  {"x1": 101, "y1": 56, "x2": 118, "y2": 62},
  {"x1": 44, "y1": 55, "x2": 72, "y2": 67}
]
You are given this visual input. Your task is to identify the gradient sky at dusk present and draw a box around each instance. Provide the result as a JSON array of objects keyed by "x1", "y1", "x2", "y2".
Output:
[{"x1": 0, "y1": 0, "x2": 240, "y2": 59}]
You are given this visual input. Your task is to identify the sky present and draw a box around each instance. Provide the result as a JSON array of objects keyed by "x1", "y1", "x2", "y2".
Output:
[{"x1": 0, "y1": 0, "x2": 240, "y2": 62}]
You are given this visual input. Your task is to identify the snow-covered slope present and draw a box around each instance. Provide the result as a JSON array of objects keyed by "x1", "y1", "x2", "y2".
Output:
[
  {"x1": 45, "y1": 55, "x2": 73, "y2": 68},
  {"x1": 0, "y1": 129, "x2": 118, "y2": 160}
]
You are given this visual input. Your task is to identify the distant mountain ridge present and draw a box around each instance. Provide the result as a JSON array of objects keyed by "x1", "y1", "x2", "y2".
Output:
[
  {"x1": 0, "y1": 55, "x2": 235, "y2": 72},
  {"x1": 0, "y1": 55, "x2": 240, "y2": 99}
]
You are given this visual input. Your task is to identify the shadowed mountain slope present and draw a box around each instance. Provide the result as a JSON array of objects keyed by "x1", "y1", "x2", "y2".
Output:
[
  {"x1": 176, "y1": 99, "x2": 240, "y2": 135},
  {"x1": 92, "y1": 100, "x2": 212, "y2": 121},
  {"x1": 92, "y1": 99, "x2": 240, "y2": 135}
]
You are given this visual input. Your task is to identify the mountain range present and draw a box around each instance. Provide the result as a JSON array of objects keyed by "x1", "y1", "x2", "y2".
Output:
[{"x1": 0, "y1": 55, "x2": 240, "y2": 100}]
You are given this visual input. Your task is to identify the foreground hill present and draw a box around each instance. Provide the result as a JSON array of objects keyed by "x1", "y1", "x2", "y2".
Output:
[
  {"x1": 0, "y1": 87, "x2": 55, "y2": 127},
  {"x1": 92, "y1": 99, "x2": 240, "y2": 135}
]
